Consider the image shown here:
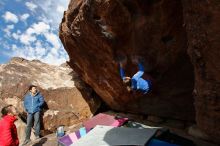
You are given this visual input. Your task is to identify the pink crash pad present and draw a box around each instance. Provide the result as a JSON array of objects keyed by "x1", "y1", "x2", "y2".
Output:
[{"x1": 83, "y1": 113, "x2": 128, "y2": 130}]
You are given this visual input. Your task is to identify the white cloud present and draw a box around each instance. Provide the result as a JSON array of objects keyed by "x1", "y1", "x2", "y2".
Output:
[
  {"x1": 3, "y1": 29, "x2": 10, "y2": 36},
  {"x1": 12, "y1": 44, "x2": 18, "y2": 51},
  {"x1": 20, "y1": 33, "x2": 36, "y2": 45},
  {"x1": 50, "y1": 47, "x2": 59, "y2": 56},
  {"x1": 2, "y1": 11, "x2": 19, "y2": 23},
  {"x1": 44, "y1": 33, "x2": 61, "y2": 49},
  {"x1": 42, "y1": 53, "x2": 67, "y2": 65},
  {"x1": 35, "y1": 41, "x2": 46, "y2": 56},
  {"x1": 20, "y1": 13, "x2": 30, "y2": 21},
  {"x1": 26, "y1": 22, "x2": 50, "y2": 35},
  {"x1": 12, "y1": 33, "x2": 19, "y2": 40},
  {"x1": 8, "y1": 43, "x2": 68, "y2": 65},
  {"x1": 2, "y1": 42, "x2": 10, "y2": 50},
  {"x1": 7, "y1": 25, "x2": 14, "y2": 29},
  {"x1": 17, "y1": 30, "x2": 21, "y2": 34},
  {"x1": 3, "y1": 24, "x2": 14, "y2": 36},
  {"x1": 26, "y1": 27, "x2": 35, "y2": 35},
  {"x1": 31, "y1": 22, "x2": 50, "y2": 34},
  {"x1": 1, "y1": 0, "x2": 70, "y2": 65},
  {"x1": 57, "y1": 6, "x2": 65, "y2": 13},
  {"x1": 35, "y1": 40, "x2": 43, "y2": 48},
  {"x1": 19, "y1": 21, "x2": 50, "y2": 45},
  {"x1": 36, "y1": 0, "x2": 70, "y2": 29},
  {"x1": 36, "y1": 14, "x2": 50, "y2": 22},
  {"x1": 12, "y1": 30, "x2": 22, "y2": 40},
  {"x1": 25, "y1": 2, "x2": 38, "y2": 11}
]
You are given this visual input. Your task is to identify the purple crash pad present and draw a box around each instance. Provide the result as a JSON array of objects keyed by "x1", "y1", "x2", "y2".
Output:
[{"x1": 58, "y1": 127, "x2": 90, "y2": 146}]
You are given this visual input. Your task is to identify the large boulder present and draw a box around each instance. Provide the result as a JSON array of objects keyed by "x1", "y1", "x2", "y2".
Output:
[
  {"x1": 182, "y1": 0, "x2": 220, "y2": 143},
  {"x1": 0, "y1": 99, "x2": 9, "y2": 116},
  {"x1": 59, "y1": 0, "x2": 220, "y2": 144},
  {"x1": 0, "y1": 57, "x2": 101, "y2": 132},
  {"x1": 59, "y1": 0, "x2": 194, "y2": 121}
]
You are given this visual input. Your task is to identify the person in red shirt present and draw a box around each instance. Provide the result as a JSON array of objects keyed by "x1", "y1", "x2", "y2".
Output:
[{"x1": 0, "y1": 105, "x2": 19, "y2": 146}]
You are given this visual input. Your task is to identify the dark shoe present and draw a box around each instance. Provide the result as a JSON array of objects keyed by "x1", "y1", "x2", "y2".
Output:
[{"x1": 22, "y1": 139, "x2": 31, "y2": 145}]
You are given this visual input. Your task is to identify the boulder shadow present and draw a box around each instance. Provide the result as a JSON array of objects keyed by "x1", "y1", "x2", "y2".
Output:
[{"x1": 32, "y1": 138, "x2": 47, "y2": 146}]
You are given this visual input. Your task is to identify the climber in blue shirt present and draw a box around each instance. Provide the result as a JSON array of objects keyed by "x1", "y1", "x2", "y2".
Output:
[{"x1": 119, "y1": 58, "x2": 152, "y2": 94}]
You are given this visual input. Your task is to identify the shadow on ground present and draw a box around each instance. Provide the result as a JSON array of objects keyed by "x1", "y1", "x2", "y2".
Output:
[{"x1": 32, "y1": 138, "x2": 47, "y2": 146}]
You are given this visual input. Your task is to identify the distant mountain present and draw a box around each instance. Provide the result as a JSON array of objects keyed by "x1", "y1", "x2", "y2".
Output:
[{"x1": 0, "y1": 57, "x2": 101, "y2": 133}]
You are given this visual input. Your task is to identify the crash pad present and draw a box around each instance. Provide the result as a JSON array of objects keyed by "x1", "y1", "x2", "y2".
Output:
[
  {"x1": 58, "y1": 127, "x2": 90, "y2": 146},
  {"x1": 71, "y1": 125, "x2": 159, "y2": 146},
  {"x1": 83, "y1": 113, "x2": 128, "y2": 130}
]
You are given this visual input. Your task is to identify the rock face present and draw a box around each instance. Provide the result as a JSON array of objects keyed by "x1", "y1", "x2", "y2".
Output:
[
  {"x1": 0, "y1": 57, "x2": 101, "y2": 132},
  {"x1": 182, "y1": 0, "x2": 220, "y2": 143},
  {"x1": 59, "y1": 0, "x2": 220, "y2": 143},
  {"x1": 60, "y1": 0, "x2": 194, "y2": 120}
]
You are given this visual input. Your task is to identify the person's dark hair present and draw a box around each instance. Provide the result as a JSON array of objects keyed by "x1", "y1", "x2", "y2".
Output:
[
  {"x1": 29, "y1": 85, "x2": 37, "y2": 90},
  {"x1": 1, "y1": 105, "x2": 13, "y2": 117}
]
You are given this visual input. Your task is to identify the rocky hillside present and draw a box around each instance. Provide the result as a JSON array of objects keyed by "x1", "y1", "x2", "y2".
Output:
[
  {"x1": 59, "y1": 0, "x2": 220, "y2": 144},
  {"x1": 0, "y1": 57, "x2": 100, "y2": 133}
]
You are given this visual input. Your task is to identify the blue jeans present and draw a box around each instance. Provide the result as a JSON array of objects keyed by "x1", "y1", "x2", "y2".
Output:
[{"x1": 25, "y1": 111, "x2": 40, "y2": 140}]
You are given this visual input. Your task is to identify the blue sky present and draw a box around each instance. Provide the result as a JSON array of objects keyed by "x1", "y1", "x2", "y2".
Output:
[{"x1": 0, "y1": 0, "x2": 70, "y2": 65}]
